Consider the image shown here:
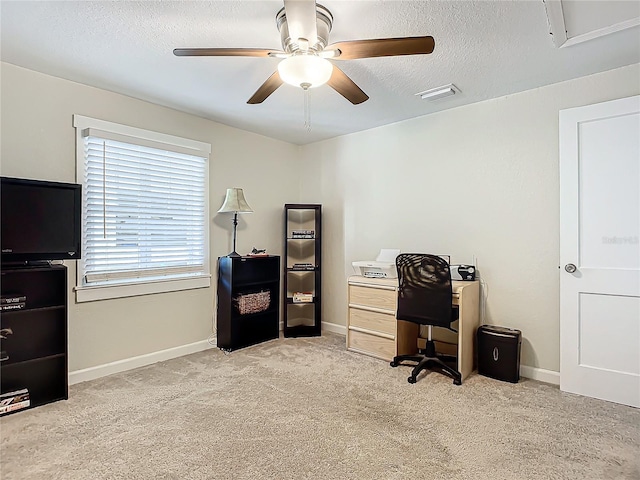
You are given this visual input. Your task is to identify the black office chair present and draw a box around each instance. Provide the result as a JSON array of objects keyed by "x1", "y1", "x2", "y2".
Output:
[{"x1": 390, "y1": 253, "x2": 462, "y2": 385}]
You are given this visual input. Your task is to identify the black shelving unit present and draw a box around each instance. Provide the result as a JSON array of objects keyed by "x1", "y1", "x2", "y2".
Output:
[
  {"x1": 216, "y1": 256, "x2": 280, "y2": 350},
  {"x1": 0, "y1": 264, "x2": 68, "y2": 415},
  {"x1": 284, "y1": 204, "x2": 321, "y2": 337}
]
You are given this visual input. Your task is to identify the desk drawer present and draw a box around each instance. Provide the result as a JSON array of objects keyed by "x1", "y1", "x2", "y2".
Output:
[
  {"x1": 349, "y1": 308, "x2": 396, "y2": 336},
  {"x1": 348, "y1": 330, "x2": 395, "y2": 361},
  {"x1": 349, "y1": 285, "x2": 396, "y2": 311}
]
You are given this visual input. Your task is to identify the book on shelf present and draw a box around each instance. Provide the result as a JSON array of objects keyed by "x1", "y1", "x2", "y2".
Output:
[
  {"x1": 292, "y1": 292, "x2": 314, "y2": 303},
  {"x1": 1, "y1": 295, "x2": 26, "y2": 305},
  {"x1": 1, "y1": 302, "x2": 25, "y2": 312},
  {"x1": 0, "y1": 388, "x2": 30, "y2": 414},
  {"x1": 291, "y1": 263, "x2": 315, "y2": 271},
  {"x1": 291, "y1": 230, "x2": 315, "y2": 239}
]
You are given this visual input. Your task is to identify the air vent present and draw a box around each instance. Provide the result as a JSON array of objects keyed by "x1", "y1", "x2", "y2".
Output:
[{"x1": 416, "y1": 84, "x2": 460, "y2": 101}]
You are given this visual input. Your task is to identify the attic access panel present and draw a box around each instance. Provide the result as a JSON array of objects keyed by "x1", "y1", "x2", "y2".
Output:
[{"x1": 544, "y1": 0, "x2": 640, "y2": 47}]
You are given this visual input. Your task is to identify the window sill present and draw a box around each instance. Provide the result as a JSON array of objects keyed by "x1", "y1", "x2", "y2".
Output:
[{"x1": 74, "y1": 275, "x2": 211, "y2": 303}]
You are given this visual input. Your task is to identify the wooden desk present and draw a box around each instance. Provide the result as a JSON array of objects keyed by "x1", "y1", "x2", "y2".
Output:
[{"x1": 346, "y1": 276, "x2": 480, "y2": 381}]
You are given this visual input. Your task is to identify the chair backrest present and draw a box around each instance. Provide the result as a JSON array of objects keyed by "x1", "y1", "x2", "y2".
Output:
[{"x1": 396, "y1": 253, "x2": 454, "y2": 327}]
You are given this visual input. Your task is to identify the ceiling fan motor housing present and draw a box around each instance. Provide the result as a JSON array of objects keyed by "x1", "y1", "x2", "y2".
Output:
[{"x1": 276, "y1": 4, "x2": 333, "y2": 53}]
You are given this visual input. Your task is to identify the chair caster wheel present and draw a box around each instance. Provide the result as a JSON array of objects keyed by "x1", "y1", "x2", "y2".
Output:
[
  {"x1": 453, "y1": 379, "x2": 462, "y2": 386},
  {"x1": 407, "y1": 376, "x2": 416, "y2": 384},
  {"x1": 390, "y1": 360, "x2": 398, "y2": 367}
]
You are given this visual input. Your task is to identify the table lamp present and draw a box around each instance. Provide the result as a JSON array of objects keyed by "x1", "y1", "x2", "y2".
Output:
[{"x1": 217, "y1": 188, "x2": 253, "y2": 257}]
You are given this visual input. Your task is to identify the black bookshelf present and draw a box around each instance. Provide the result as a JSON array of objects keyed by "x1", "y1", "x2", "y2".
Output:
[
  {"x1": 283, "y1": 204, "x2": 321, "y2": 337},
  {"x1": 216, "y1": 256, "x2": 280, "y2": 350},
  {"x1": 1, "y1": 264, "x2": 68, "y2": 415}
]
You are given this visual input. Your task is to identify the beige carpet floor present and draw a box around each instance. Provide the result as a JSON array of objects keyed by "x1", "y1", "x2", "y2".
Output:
[{"x1": 1, "y1": 333, "x2": 639, "y2": 480}]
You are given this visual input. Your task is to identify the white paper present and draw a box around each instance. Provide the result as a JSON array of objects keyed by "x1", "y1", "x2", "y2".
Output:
[{"x1": 376, "y1": 249, "x2": 401, "y2": 262}]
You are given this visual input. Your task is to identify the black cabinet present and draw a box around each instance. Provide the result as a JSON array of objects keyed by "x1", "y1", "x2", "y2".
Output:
[
  {"x1": 216, "y1": 256, "x2": 280, "y2": 350},
  {"x1": 284, "y1": 204, "x2": 321, "y2": 337},
  {"x1": 1, "y1": 264, "x2": 68, "y2": 415}
]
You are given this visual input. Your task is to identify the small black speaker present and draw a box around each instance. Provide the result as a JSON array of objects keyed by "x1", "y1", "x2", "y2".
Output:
[{"x1": 477, "y1": 325, "x2": 522, "y2": 383}]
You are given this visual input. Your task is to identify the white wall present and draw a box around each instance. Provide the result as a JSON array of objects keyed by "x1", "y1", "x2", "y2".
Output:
[
  {"x1": 300, "y1": 64, "x2": 640, "y2": 373},
  {"x1": 3, "y1": 60, "x2": 638, "y2": 378},
  {"x1": 0, "y1": 63, "x2": 300, "y2": 372}
]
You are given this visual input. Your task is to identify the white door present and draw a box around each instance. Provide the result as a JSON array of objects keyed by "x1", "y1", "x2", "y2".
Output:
[{"x1": 559, "y1": 95, "x2": 640, "y2": 408}]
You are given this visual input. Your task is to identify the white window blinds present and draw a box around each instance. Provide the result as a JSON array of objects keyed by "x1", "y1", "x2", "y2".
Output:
[{"x1": 80, "y1": 127, "x2": 208, "y2": 286}]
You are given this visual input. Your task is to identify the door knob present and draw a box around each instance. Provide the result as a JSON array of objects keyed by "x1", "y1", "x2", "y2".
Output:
[{"x1": 564, "y1": 263, "x2": 577, "y2": 273}]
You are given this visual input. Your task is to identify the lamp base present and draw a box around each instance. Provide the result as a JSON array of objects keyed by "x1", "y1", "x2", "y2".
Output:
[{"x1": 226, "y1": 251, "x2": 241, "y2": 258}]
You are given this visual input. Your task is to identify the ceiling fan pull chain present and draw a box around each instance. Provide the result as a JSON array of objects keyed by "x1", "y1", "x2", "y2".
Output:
[{"x1": 303, "y1": 87, "x2": 312, "y2": 131}]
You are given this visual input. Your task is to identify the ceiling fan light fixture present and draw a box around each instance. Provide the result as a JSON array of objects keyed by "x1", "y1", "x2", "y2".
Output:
[{"x1": 278, "y1": 54, "x2": 333, "y2": 89}]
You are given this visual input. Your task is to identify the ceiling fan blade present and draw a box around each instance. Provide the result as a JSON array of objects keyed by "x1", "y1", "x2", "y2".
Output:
[
  {"x1": 327, "y1": 66, "x2": 369, "y2": 105},
  {"x1": 173, "y1": 48, "x2": 279, "y2": 57},
  {"x1": 328, "y1": 36, "x2": 435, "y2": 60},
  {"x1": 247, "y1": 71, "x2": 284, "y2": 104},
  {"x1": 283, "y1": 0, "x2": 318, "y2": 47}
]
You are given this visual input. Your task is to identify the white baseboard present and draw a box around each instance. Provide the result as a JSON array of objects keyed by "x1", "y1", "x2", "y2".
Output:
[
  {"x1": 520, "y1": 365, "x2": 560, "y2": 385},
  {"x1": 322, "y1": 321, "x2": 346, "y2": 336},
  {"x1": 68, "y1": 340, "x2": 216, "y2": 385}
]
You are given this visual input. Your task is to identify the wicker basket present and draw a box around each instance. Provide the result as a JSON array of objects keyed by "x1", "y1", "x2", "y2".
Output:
[{"x1": 234, "y1": 290, "x2": 271, "y2": 315}]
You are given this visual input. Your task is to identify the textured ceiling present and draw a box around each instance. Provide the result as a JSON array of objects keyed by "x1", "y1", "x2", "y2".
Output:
[{"x1": 1, "y1": 1, "x2": 639, "y2": 145}]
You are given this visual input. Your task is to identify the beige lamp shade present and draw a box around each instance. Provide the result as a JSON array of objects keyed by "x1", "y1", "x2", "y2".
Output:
[
  {"x1": 217, "y1": 188, "x2": 253, "y2": 214},
  {"x1": 218, "y1": 188, "x2": 253, "y2": 257}
]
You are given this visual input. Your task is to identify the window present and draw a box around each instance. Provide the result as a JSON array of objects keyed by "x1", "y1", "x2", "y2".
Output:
[{"x1": 73, "y1": 115, "x2": 211, "y2": 302}]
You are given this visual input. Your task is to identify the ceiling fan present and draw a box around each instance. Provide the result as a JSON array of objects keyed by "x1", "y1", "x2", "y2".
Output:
[{"x1": 173, "y1": 0, "x2": 435, "y2": 105}]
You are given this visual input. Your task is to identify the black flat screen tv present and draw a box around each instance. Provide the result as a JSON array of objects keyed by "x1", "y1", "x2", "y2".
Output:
[{"x1": 1, "y1": 176, "x2": 82, "y2": 264}]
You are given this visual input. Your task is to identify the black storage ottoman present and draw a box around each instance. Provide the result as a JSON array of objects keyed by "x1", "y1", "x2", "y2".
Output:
[{"x1": 477, "y1": 325, "x2": 522, "y2": 383}]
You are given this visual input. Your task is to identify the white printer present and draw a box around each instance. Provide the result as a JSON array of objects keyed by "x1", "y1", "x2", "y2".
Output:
[{"x1": 352, "y1": 249, "x2": 400, "y2": 279}]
